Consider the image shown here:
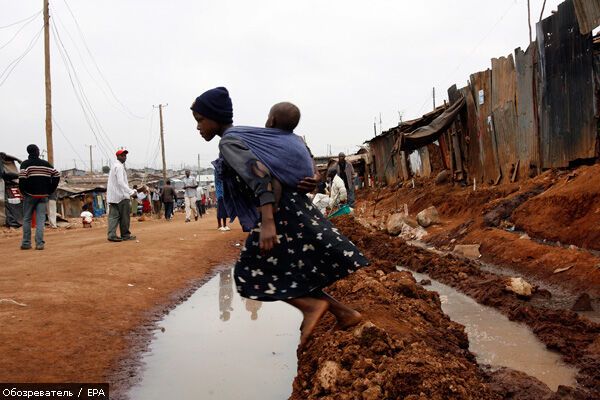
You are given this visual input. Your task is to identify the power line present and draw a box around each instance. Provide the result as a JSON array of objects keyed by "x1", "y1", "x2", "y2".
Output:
[
  {"x1": 0, "y1": 10, "x2": 41, "y2": 30},
  {"x1": 61, "y1": 0, "x2": 146, "y2": 119},
  {"x1": 0, "y1": 25, "x2": 43, "y2": 87},
  {"x1": 52, "y1": 8, "x2": 147, "y2": 121},
  {"x1": 50, "y1": 20, "x2": 114, "y2": 161},
  {"x1": 413, "y1": 1, "x2": 517, "y2": 116},
  {"x1": 0, "y1": 11, "x2": 42, "y2": 50},
  {"x1": 51, "y1": 19, "x2": 116, "y2": 156},
  {"x1": 53, "y1": 117, "x2": 88, "y2": 169}
]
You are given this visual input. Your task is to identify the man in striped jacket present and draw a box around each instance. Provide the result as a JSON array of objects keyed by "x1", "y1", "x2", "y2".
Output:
[{"x1": 18, "y1": 144, "x2": 60, "y2": 250}]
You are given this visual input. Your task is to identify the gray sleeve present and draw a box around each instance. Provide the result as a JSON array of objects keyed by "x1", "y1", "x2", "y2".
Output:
[{"x1": 219, "y1": 135, "x2": 275, "y2": 206}]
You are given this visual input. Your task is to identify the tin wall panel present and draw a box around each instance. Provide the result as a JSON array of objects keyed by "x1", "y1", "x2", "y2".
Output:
[
  {"x1": 573, "y1": 0, "x2": 600, "y2": 34},
  {"x1": 465, "y1": 82, "x2": 483, "y2": 182},
  {"x1": 470, "y1": 69, "x2": 501, "y2": 184},
  {"x1": 515, "y1": 44, "x2": 539, "y2": 179},
  {"x1": 537, "y1": 0, "x2": 596, "y2": 168},
  {"x1": 491, "y1": 55, "x2": 518, "y2": 183}
]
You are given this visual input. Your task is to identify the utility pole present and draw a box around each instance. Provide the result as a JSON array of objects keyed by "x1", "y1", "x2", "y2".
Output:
[
  {"x1": 73, "y1": 159, "x2": 77, "y2": 169},
  {"x1": 379, "y1": 113, "x2": 382, "y2": 135},
  {"x1": 44, "y1": 0, "x2": 53, "y2": 164},
  {"x1": 527, "y1": 0, "x2": 533, "y2": 43},
  {"x1": 432, "y1": 87, "x2": 436, "y2": 110},
  {"x1": 373, "y1": 118, "x2": 377, "y2": 137},
  {"x1": 86, "y1": 145, "x2": 95, "y2": 174},
  {"x1": 197, "y1": 154, "x2": 201, "y2": 175},
  {"x1": 155, "y1": 104, "x2": 168, "y2": 182}
]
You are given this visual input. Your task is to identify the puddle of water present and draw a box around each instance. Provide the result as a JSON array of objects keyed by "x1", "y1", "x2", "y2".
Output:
[
  {"x1": 407, "y1": 240, "x2": 600, "y2": 323},
  {"x1": 130, "y1": 268, "x2": 301, "y2": 400},
  {"x1": 397, "y1": 266, "x2": 578, "y2": 391}
]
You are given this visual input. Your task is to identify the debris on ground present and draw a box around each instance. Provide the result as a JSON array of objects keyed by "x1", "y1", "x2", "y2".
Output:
[
  {"x1": 416, "y1": 206, "x2": 440, "y2": 228},
  {"x1": 453, "y1": 244, "x2": 481, "y2": 259},
  {"x1": 505, "y1": 277, "x2": 533, "y2": 298},
  {"x1": 572, "y1": 293, "x2": 593, "y2": 312}
]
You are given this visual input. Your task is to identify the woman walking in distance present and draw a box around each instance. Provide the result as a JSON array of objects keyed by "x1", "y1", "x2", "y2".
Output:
[{"x1": 191, "y1": 87, "x2": 368, "y2": 346}]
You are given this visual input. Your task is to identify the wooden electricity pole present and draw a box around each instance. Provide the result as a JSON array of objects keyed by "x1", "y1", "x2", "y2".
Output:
[
  {"x1": 44, "y1": 0, "x2": 54, "y2": 164},
  {"x1": 157, "y1": 104, "x2": 168, "y2": 182},
  {"x1": 87, "y1": 145, "x2": 94, "y2": 174},
  {"x1": 527, "y1": 0, "x2": 533, "y2": 43}
]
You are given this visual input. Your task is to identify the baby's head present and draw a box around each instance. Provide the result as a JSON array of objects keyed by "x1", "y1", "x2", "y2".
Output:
[{"x1": 265, "y1": 102, "x2": 301, "y2": 132}]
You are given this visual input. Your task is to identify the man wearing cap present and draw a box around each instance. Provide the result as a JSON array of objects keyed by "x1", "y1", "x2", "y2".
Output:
[
  {"x1": 106, "y1": 149, "x2": 137, "y2": 242},
  {"x1": 336, "y1": 152, "x2": 355, "y2": 207}
]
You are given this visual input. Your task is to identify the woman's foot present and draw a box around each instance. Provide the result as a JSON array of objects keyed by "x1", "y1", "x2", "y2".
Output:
[
  {"x1": 299, "y1": 299, "x2": 329, "y2": 347},
  {"x1": 286, "y1": 297, "x2": 329, "y2": 348}
]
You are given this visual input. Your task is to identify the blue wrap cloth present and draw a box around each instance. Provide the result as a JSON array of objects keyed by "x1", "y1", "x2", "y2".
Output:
[{"x1": 212, "y1": 126, "x2": 314, "y2": 231}]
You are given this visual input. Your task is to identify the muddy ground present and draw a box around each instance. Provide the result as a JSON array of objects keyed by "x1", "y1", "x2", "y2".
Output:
[
  {"x1": 317, "y1": 215, "x2": 600, "y2": 399},
  {"x1": 1, "y1": 164, "x2": 599, "y2": 400},
  {"x1": 355, "y1": 165, "x2": 600, "y2": 298},
  {"x1": 0, "y1": 211, "x2": 246, "y2": 400}
]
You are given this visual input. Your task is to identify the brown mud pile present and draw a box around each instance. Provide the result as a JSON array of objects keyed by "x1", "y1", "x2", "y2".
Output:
[
  {"x1": 331, "y1": 215, "x2": 599, "y2": 398},
  {"x1": 512, "y1": 165, "x2": 600, "y2": 251},
  {"x1": 292, "y1": 265, "x2": 500, "y2": 399},
  {"x1": 355, "y1": 165, "x2": 600, "y2": 297}
]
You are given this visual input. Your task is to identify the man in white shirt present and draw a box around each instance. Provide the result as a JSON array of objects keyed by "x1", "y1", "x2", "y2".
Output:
[
  {"x1": 182, "y1": 169, "x2": 199, "y2": 222},
  {"x1": 327, "y1": 169, "x2": 347, "y2": 209},
  {"x1": 107, "y1": 149, "x2": 137, "y2": 242}
]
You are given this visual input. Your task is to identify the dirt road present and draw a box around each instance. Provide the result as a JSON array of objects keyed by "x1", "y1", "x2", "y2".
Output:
[{"x1": 0, "y1": 211, "x2": 245, "y2": 397}]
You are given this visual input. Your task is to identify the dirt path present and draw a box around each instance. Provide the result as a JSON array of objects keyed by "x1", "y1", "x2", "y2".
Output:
[{"x1": 0, "y1": 210, "x2": 245, "y2": 398}]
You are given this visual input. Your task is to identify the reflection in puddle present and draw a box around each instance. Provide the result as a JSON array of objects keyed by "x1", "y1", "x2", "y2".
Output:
[
  {"x1": 130, "y1": 267, "x2": 301, "y2": 400},
  {"x1": 397, "y1": 266, "x2": 578, "y2": 391}
]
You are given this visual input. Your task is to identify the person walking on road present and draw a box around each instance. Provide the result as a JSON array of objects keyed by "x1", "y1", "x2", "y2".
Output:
[
  {"x1": 214, "y1": 169, "x2": 229, "y2": 231},
  {"x1": 161, "y1": 179, "x2": 176, "y2": 220},
  {"x1": 151, "y1": 186, "x2": 161, "y2": 218},
  {"x1": 336, "y1": 152, "x2": 355, "y2": 207},
  {"x1": 18, "y1": 144, "x2": 60, "y2": 250},
  {"x1": 191, "y1": 87, "x2": 368, "y2": 347},
  {"x1": 182, "y1": 169, "x2": 199, "y2": 222},
  {"x1": 106, "y1": 149, "x2": 138, "y2": 242}
]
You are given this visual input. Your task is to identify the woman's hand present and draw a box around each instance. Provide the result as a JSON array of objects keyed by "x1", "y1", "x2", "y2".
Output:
[
  {"x1": 297, "y1": 171, "x2": 321, "y2": 193},
  {"x1": 259, "y1": 203, "x2": 278, "y2": 252}
]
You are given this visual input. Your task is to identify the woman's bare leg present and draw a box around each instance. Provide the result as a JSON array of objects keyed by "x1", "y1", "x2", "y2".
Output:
[
  {"x1": 285, "y1": 296, "x2": 329, "y2": 347},
  {"x1": 316, "y1": 290, "x2": 362, "y2": 329}
]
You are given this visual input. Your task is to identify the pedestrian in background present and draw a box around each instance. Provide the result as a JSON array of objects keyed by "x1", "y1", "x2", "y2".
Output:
[
  {"x1": 151, "y1": 186, "x2": 161, "y2": 218},
  {"x1": 131, "y1": 185, "x2": 139, "y2": 216},
  {"x1": 214, "y1": 169, "x2": 229, "y2": 231},
  {"x1": 18, "y1": 144, "x2": 60, "y2": 250},
  {"x1": 336, "y1": 152, "x2": 355, "y2": 207},
  {"x1": 47, "y1": 190, "x2": 58, "y2": 229},
  {"x1": 161, "y1": 179, "x2": 176, "y2": 220},
  {"x1": 182, "y1": 169, "x2": 199, "y2": 222},
  {"x1": 106, "y1": 149, "x2": 137, "y2": 242}
]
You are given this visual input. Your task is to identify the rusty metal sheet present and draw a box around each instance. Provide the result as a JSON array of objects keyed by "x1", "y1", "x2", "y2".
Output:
[
  {"x1": 573, "y1": 0, "x2": 600, "y2": 34},
  {"x1": 464, "y1": 82, "x2": 483, "y2": 182},
  {"x1": 536, "y1": 0, "x2": 596, "y2": 168},
  {"x1": 369, "y1": 134, "x2": 401, "y2": 185},
  {"x1": 514, "y1": 44, "x2": 539, "y2": 179},
  {"x1": 491, "y1": 55, "x2": 518, "y2": 183},
  {"x1": 470, "y1": 69, "x2": 501, "y2": 184}
]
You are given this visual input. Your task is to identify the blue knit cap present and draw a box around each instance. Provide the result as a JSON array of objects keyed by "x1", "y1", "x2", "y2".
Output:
[{"x1": 191, "y1": 87, "x2": 233, "y2": 124}]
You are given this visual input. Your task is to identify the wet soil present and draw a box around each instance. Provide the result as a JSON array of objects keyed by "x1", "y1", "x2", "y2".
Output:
[
  {"x1": 331, "y1": 215, "x2": 599, "y2": 398},
  {"x1": 0, "y1": 211, "x2": 246, "y2": 400},
  {"x1": 354, "y1": 165, "x2": 600, "y2": 298}
]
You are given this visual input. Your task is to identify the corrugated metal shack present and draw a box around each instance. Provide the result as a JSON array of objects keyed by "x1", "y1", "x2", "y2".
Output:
[{"x1": 368, "y1": 0, "x2": 600, "y2": 186}]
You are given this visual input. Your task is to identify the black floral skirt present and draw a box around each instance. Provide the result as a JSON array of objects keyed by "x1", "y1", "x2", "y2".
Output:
[{"x1": 234, "y1": 190, "x2": 369, "y2": 301}]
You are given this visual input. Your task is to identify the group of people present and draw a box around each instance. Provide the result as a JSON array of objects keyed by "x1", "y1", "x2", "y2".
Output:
[{"x1": 17, "y1": 86, "x2": 368, "y2": 348}]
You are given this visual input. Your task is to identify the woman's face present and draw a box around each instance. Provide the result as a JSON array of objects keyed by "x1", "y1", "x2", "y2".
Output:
[{"x1": 193, "y1": 111, "x2": 220, "y2": 141}]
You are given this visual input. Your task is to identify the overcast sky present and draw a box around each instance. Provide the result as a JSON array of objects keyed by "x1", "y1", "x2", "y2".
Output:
[{"x1": 1, "y1": 0, "x2": 564, "y2": 171}]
